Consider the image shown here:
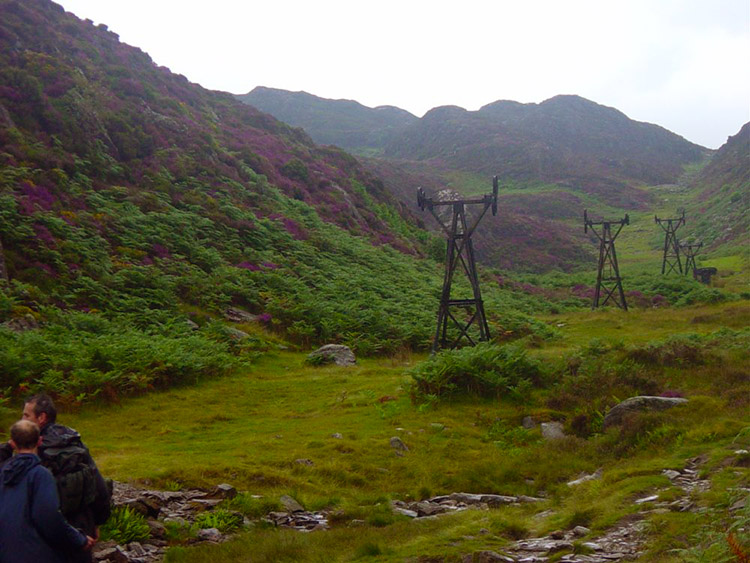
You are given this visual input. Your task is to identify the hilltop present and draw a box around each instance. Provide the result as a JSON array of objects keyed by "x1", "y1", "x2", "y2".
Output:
[{"x1": 237, "y1": 87, "x2": 417, "y2": 155}]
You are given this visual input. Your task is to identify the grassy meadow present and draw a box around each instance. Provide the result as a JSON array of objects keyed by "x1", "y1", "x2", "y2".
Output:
[{"x1": 7, "y1": 293, "x2": 741, "y2": 562}]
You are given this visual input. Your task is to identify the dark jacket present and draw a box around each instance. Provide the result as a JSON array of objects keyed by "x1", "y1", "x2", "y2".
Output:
[
  {"x1": 0, "y1": 453, "x2": 87, "y2": 563},
  {"x1": 38, "y1": 424, "x2": 111, "y2": 538}
]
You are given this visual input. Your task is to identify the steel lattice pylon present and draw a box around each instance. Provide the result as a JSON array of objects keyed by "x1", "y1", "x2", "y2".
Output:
[
  {"x1": 418, "y1": 177, "x2": 498, "y2": 353},
  {"x1": 584, "y1": 210, "x2": 629, "y2": 311},
  {"x1": 655, "y1": 211, "x2": 685, "y2": 275},
  {"x1": 680, "y1": 241, "x2": 702, "y2": 277}
]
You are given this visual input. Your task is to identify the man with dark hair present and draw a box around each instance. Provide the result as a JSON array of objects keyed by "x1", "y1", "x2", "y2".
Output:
[
  {"x1": 1, "y1": 394, "x2": 111, "y2": 563},
  {"x1": 0, "y1": 420, "x2": 95, "y2": 562}
]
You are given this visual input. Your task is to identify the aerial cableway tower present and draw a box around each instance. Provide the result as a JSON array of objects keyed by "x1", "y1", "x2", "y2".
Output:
[
  {"x1": 418, "y1": 177, "x2": 498, "y2": 353},
  {"x1": 584, "y1": 210, "x2": 629, "y2": 311},
  {"x1": 655, "y1": 211, "x2": 685, "y2": 274},
  {"x1": 680, "y1": 241, "x2": 702, "y2": 277}
]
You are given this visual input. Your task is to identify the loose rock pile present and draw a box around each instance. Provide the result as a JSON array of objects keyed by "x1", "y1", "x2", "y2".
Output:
[
  {"x1": 94, "y1": 483, "x2": 327, "y2": 562},
  {"x1": 460, "y1": 455, "x2": 712, "y2": 563},
  {"x1": 96, "y1": 455, "x2": 714, "y2": 562},
  {"x1": 392, "y1": 492, "x2": 544, "y2": 518}
]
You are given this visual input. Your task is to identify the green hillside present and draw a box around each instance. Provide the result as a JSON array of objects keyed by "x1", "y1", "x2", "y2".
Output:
[{"x1": 0, "y1": 1, "x2": 748, "y2": 562}]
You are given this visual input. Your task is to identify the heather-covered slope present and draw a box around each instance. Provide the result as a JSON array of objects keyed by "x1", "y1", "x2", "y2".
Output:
[
  {"x1": 2, "y1": 0, "x2": 568, "y2": 403},
  {"x1": 0, "y1": 0, "x2": 451, "y2": 393},
  {"x1": 0, "y1": 0, "x2": 424, "y2": 253},
  {"x1": 687, "y1": 122, "x2": 749, "y2": 250},
  {"x1": 237, "y1": 87, "x2": 417, "y2": 155}
]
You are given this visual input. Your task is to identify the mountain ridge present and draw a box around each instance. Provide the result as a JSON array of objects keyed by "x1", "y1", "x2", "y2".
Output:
[{"x1": 237, "y1": 86, "x2": 417, "y2": 155}]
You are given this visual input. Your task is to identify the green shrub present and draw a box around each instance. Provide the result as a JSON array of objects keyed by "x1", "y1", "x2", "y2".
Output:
[
  {"x1": 100, "y1": 506, "x2": 151, "y2": 544},
  {"x1": 193, "y1": 509, "x2": 244, "y2": 533},
  {"x1": 408, "y1": 342, "x2": 543, "y2": 403}
]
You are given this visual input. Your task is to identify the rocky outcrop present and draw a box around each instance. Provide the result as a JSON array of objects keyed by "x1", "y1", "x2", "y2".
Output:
[
  {"x1": 1, "y1": 314, "x2": 38, "y2": 332},
  {"x1": 307, "y1": 344, "x2": 356, "y2": 366},
  {"x1": 603, "y1": 396, "x2": 688, "y2": 429},
  {"x1": 223, "y1": 307, "x2": 259, "y2": 324}
]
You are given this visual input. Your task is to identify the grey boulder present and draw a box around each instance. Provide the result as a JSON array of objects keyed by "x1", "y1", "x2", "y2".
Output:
[{"x1": 603, "y1": 396, "x2": 688, "y2": 429}]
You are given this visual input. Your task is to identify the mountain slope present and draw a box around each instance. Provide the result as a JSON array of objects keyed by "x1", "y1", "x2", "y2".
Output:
[
  {"x1": 688, "y1": 122, "x2": 750, "y2": 250},
  {"x1": 0, "y1": 0, "x2": 463, "y2": 359},
  {"x1": 237, "y1": 87, "x2": 417, "y2": 154},
  {"x1": 386, "y1": 95, "x2": 708, "y2": 195}
]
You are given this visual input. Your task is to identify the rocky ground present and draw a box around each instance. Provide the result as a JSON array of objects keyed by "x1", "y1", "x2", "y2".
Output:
[{"x1": 94, "y1": 456, "x2": 724, "y2": 562}]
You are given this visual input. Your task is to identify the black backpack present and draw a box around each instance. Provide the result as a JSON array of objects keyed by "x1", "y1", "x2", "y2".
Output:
[{"x1": 41, "y1": 438, "x2": 98, "y2": 517}]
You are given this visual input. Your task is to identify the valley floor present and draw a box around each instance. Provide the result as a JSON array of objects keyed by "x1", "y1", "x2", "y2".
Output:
[{"x1": 51, "y1": 299, "x2": 749, "y2": 562}]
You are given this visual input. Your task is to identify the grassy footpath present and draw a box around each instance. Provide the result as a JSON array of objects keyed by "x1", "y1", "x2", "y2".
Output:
[{"x1": 25, "y1": 298, "x2": 743, "y2": 562}]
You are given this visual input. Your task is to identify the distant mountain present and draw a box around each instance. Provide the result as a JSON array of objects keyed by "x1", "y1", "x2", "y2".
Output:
[
  {"x1": 385, "y1": 95, "x2": 708, "y2": 196},
  {"x1": 688, "y1": 122, "x2": 749, "y2": 249},
  {"x1": 237, "y1": 87, "x2": 417, "y2": 154}
]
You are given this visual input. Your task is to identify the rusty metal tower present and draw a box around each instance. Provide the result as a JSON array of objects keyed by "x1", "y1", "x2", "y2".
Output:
[
  {"x1": 584, "y1": 210, "x2": 629, "y2": 311},
  {"x1": 680, "y1": 241, "x2": 702, "y2": 276},
  {"x1": 418, "y1": 177, "x2": 498, "y2": 352},
  {"x1": 655, "y1": 211, "x2": 685, "y2": 274}
]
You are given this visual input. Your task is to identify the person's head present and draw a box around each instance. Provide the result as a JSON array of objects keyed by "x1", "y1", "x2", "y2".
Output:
[
  {"x1": 10, "y1": 420, "x2": 41, "y2": 453},
  {"x1": 22, "y1": 394, "x2": 57, "y2": 428}
]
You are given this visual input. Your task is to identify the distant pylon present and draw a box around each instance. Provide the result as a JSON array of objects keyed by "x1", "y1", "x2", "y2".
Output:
[
  {"x1": 418, "y1": 177, "x2": 499, "y2": 352},
  {"x1": 584, "y1": 210, "x2": 629, "y2": 311},
  {"x1": 655, "y1": 211, "x2": 685, "y2": 274},
  {"x1": 680, "y1": 241, "x2": 703, "y2": 276}
]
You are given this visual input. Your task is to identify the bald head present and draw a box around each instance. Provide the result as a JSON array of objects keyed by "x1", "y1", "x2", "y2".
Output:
[{"x1": 10, "y1": 420, "x2": 41, "y2": 452}]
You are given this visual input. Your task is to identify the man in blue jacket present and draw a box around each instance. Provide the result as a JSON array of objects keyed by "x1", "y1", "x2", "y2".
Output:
[{"x1": 0, "y1": 420, "x2": 95, "y2": 563}]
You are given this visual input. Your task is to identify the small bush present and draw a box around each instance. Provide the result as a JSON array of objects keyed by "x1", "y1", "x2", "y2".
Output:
[
  {"x1": 355, "y1": 542, "x2": 383, "y2": 557},
  {"x1": 193, "y1": 508, "x2": 244, "y2": 533},
  {"x1": 628, "y1": 335, "x2": 706, "y2": 367},
  {"x1": 100, "y1": 506, "x2": 151, "y2": 544},
  {"x1": 409, "y1": 343, "x2": 543, "y2": 403}
]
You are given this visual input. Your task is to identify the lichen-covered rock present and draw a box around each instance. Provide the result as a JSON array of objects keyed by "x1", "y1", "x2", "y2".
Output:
[
  {"x1": 307, "y1": 344, "x2": 356, "y2": 366},
  {"x1": 603, "y1": 396, "x2": 688, "y2": 429},
  {"x1": 541, "y1": 421, "x2": 566, "y2": 441}
]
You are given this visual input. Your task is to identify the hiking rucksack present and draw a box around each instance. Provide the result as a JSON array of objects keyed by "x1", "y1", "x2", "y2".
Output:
[{"x1": 42, "y1": 443, "x2": 97, "y2": 518}]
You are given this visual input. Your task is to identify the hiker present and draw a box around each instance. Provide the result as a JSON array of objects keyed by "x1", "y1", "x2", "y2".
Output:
[
  {"x1": 0, "y1": 394, "x2": 111, "y2": 563},
  {"x1": 0, "y1": 420, "x2": 96, "y2": 562}
]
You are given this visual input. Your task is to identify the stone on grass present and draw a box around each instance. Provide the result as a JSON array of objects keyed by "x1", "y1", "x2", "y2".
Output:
[
  {"x1": 390, "y1": 436, "x2": 409, "y2": 452},
  {"x1": 196, "y1": 527, "x2": 222, "y2": 542},
  {"x1": 567, "y1": 468, "x2": 602, "y2": 487},
  {"x1": 307, "y1": 344, "x2": 356, "y2": 366},
  {"x1": 602, "y1": 396, "x2": 688, "y2": 429},
  {"x1": 541, "y1": 421, "x2": 566, "y2": 441},
  {"x1": 572, "y1": 525, "x2": 591, "y2": 537},
  {"x1": 213, "y1": 483, "x2": 237, "y2": 499},
  {"x1": 280, "y1": 494, "x2": 305, "y2": 513}
]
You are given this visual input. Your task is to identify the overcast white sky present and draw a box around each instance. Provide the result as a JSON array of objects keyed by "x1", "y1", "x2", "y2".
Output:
[{"x1": 58, "y1": 0, "x2": 749, "y2": 149}]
